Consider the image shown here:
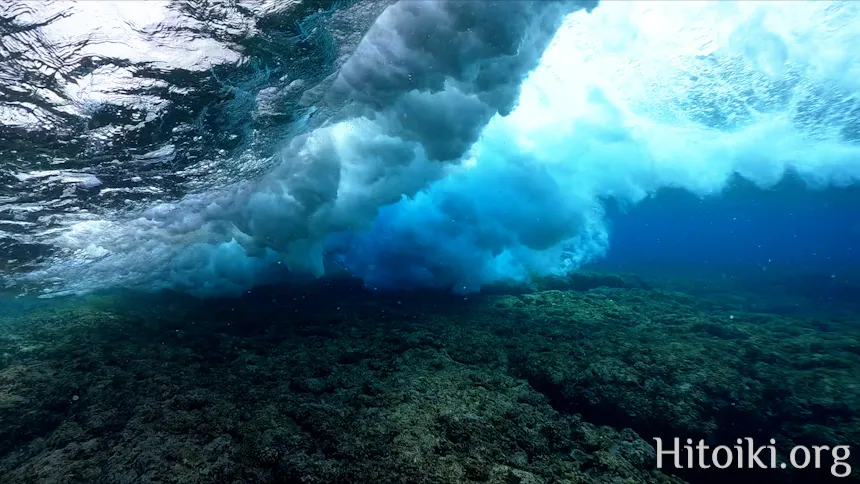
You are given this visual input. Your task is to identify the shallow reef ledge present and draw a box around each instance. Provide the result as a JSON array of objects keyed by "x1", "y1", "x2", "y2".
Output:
[{"x1": 0, "y1": 271, "x2": 858, "y2": 484}]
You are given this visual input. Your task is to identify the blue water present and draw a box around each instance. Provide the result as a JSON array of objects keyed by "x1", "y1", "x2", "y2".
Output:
[
  {"x1": 602, "y1": 176, "x2": 860, "y2": 278},
  {"x1": 2, "y1": 3, "x2": 860, "y2": 483}
]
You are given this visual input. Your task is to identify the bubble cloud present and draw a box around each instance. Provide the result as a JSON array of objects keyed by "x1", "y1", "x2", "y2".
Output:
[
  {"x1": 328, "y1": 0, "x2": 860, "y2": 292},
  {"x1": 15, "y1": 0, "x2": 860, "y2": 297},
  {"x1": 20, "y1": 0, "x2": 598, "y2": 296}
]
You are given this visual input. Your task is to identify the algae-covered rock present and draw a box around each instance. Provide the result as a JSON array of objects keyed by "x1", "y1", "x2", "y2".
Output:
[
  {"x1": 484, "y1": 286, "x2": 860, "y2": 482},
  {"x1": 0, "y1": 275, "x2": 857, "y2": 483}
]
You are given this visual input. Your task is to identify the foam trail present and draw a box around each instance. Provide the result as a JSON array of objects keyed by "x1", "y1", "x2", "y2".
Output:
[
  {"x1": 330, "y1": 0, "x2": 860, "y2": 292},
  {"x1": 19, "y1": 0, "x2": 598, "y2": 296}
]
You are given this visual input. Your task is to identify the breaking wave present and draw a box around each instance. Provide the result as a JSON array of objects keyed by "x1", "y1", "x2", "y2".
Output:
[{"x1": 2, "y1": 0, "x2": 859, "y2": 297}]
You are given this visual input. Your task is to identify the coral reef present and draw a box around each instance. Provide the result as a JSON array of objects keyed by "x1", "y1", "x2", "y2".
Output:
[{"x1": 0, "y1": 272, "x2": 857, "y2": 483}]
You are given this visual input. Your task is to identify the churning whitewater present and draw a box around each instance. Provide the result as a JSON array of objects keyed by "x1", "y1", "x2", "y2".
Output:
[{"x1": 2, "y1": 0, "x2": 860, "y2": 297}]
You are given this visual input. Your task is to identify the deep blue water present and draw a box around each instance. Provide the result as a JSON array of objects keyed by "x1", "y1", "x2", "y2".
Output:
[{"x1": 601, "y1": 177, "x2": 860, "y2": 279}]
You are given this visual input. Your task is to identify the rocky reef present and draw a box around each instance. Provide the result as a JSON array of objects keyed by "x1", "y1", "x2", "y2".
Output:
[{"x1": 0, "y1": 272, "x2": 857, "y2": 483}]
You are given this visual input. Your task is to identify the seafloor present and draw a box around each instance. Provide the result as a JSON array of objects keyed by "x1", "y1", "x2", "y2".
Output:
[{"x1": 0, "y1": 271, "x2": 857, "y2": 484}]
